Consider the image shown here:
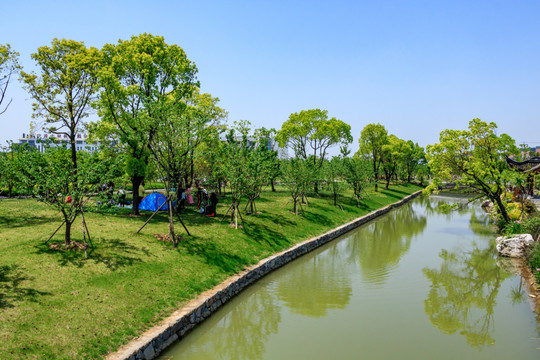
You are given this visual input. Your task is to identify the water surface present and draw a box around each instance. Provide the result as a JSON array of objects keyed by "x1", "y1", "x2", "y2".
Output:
[{"x1": 160, "y1": 195, "x2": 540, "y2": 359}]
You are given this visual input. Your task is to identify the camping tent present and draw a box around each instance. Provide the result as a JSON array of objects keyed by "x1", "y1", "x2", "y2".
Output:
[{"x1": 138, "y1": 192, "x2": 169, "y2": 211}]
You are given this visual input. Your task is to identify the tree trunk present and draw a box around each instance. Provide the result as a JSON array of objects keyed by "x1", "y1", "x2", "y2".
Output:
[
  {"x1": 168, "y1": 199, "x2": 177, "y2": 247},
  {"x1": 235, "y1": 203, "x2": 238, "y2": 229},
  {"x1": 271, "y1": 179, "x2": 276, "y2": 192},
  {"x1": 131, "y1": 175, "x2": 144, "y2": 216},
  {"x1": 333, "y1": 192, "x2": 337, "y2": 206},
  {"x1": 493, "y1": 194, "x2": 511, "y2": 224},
  {"x1": 70, "y1": 134, "x2": 78, "y2": 175},
  {"x1": 64, "y1": 219, "x2": 72, "y2": 246},
  {"x1": 293, "y1": 197, "x2": 298, "y2": 215}
]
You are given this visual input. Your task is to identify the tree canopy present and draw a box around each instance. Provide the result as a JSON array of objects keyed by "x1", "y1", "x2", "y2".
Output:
[
  {"x1": 20, "y1": 38, "x2": 99, "y2": 171},
  {"x1": 0, "y1": 43, "x2": 20, "y2": 115},
  {"x1": 276, "y1": 109, "x2": 352, "y2": 164},
  {"x1": 426, "y1": 118, "x2": 519, "y2": 223},
  {"x1": 357, "y1": 123, "x2": 388, "y2": 192},
  {"x1": 276, "y1": 109, "x2": 352, "y2": 192},
  {"x1": 93, "y1": 33, "x2": 198, "y2": 214}
]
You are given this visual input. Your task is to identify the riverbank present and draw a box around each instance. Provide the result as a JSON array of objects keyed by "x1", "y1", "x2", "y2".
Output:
[
  {"x1": 0, "y1": 184, "x2": 422, "y2": 359},
  {"x1": 107, "y1": 190, "x2": 423, "y2": 360}
]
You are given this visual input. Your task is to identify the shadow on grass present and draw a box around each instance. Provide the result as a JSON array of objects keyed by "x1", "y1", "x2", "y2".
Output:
[
  {"x1": 380, "y1": 189, "x2": 404, "y2": 200},
  {"x1": 34, "y1": 238, "x2": 149, "y2": 271},
  {"x1": 255, "y1": 212, "x2": 296, "y2": 227},
  {"x1": 243, "y1": 222, "x2": 293, "y2": 251},
  {"x1": 0, "y1": 265, "x2": 51, "y2": 309},
  {"x1": 302, "y1": 210, "x2": 334, "y2": 227},
  {"x1": 0, "y1": 213, "x2": 59, "y2": 229},
  {"x1": 179, "y1": 235, "x2": 247, "y2": 273}
]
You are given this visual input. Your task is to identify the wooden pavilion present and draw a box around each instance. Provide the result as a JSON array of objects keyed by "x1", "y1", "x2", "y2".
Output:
[{"x1": 506, "y1": 156, "x2": 540, "y2": 197}]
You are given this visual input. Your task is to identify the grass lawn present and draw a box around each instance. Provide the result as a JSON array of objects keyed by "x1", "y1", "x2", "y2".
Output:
[{"x1": 0, "y1": 183, "x2": 422, "y2": 359}]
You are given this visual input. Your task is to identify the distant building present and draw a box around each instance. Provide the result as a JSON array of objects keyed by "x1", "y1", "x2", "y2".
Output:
[
  {"x1": 519, "y1": 146, "x2": 540, "y2": 159},
  {"x1": 17, "y1": 132, "x2": 99, "y2": 153}
]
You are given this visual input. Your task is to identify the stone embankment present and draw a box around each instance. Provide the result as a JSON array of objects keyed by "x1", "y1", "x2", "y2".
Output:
[
  {"x1": 496, "y1": 234, "x2": 535, "y2": 258},
  {"x1": 106, "y1": 191, "x2": 423, "y2": 360}
]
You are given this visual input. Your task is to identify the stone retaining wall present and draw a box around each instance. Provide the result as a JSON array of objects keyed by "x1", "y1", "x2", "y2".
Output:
[{"x1": 107, "y1": 190, "x2": 423, "y2": 360}]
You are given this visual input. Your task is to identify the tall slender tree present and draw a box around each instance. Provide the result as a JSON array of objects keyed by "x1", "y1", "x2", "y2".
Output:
[
  {"x1": 357, "y1": 123, "x2": 388, "y2": 192},
  {"x1": 276, "y1": 109, "x2": 352, "y2": 192},
  {"x1": 0, "y1": 44, "x2": 20, "y2": 115},
  {"x1": 20, "y1": 39, "x2": 100, "y2": 245},
  {"x1": 94, "y1": 33, "x2": 198, "y2": 215}
]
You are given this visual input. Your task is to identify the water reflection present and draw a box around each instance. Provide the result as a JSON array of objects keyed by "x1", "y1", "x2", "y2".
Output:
[
  {"x1": 276, "y1": 245, "x2": 352, "y2": 317},
  {"x1": 168, "y1": 286, "x2": 281, "y2": 359},
  {"x1": 423, "y1": 244, "x2": 511, "y2": 349},
  {"x1": 349, "y1": 203, "x2": 427, "y2": 285}
]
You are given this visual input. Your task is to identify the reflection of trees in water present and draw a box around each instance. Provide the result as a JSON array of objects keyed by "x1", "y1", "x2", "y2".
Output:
[
  {"x1": 349, "y1": 203, "x2": 427, "y2": 285},
  {"x1": 173, "y1": 287, "x2": 281, "y2": 360},
  {"x1": 420, "y1": 195, "x2": 470, "y2": 218},
  {"x1": 422, "y1": 195, "x2": 494, "y2": 236},
  {"x1": 276, "y1": 245, "x2": 352, "y2": 317},
  {"x1": 423, "y1": 244, "x2": 510, "y2": 349},
  {"x1": 469, "y1": 209, "x2": 495, "y2": 236}
]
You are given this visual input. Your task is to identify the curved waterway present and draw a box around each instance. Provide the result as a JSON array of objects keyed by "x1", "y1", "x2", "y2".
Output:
[{"x1": 160, "y1": 195, "x2": 540, "y2": 359}]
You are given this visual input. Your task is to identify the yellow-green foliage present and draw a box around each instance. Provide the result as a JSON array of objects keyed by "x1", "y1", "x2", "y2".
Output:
[
  {"x1": 508, "y1": 208, "x2": 522, "y2": 221},
  {"x1": 501, "y1": 191, "x2": 513, "y2": 202}
]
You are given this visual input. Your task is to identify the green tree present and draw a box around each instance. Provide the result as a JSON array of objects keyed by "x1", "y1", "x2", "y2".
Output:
[
  {"x1": 381, "y1": 134, "x2": 407, "y2": 189},
  {"x1": 20, "y1": 38, "x2": 99, "y2": 173},
  {"x1": 17, "y1": 147, "x2": 113, "y2": 246},
  {"x1": 244, "y1": 127, "x2": 279, "y2": 215},
  {"x1": 342, "y1": 156, "x2": 373, "y2": 207},
  {"x1": 148, "y1": 89, "x2": 224, "y2": 245},
  {"x1": 323, "y1": 156, "x2": 346, "y2": 208},
  {"x1": 357, "y1": 123, "x2": 388, "y2": 192},
  {"x1": 20, "y1": 39, "x2": 100, "y2": 245},
  {"x1": 222, "y1": 120, "x2": 251, "y2": 228},
  {"x1": 0, "y1": 44, "x2": 20, "y2": 115},
  {"x1": 403, "y1": 140, "x2": 425, "y2": 183},
  {"x1": 93, "y1": 33, "x2": 198, "y2": 215},
  {"x1": 276, "y1": 109, "x2": 352, "y2": 192},
  {"x1": 195, "y1": 126, "x2": 227, "y2": 194},
  {"x1": 280, "y1": 158, "x2": 313, "y2": 215},
  {"x1": 426, "y1": 118, "x2": 519, "y2": 224},
  {"x1": 179, "y1": 90, "x2": 227, "y2": 190}
]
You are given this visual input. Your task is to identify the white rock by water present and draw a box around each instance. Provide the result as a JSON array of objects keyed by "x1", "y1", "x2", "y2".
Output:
[{"x1": 496, "y1": 234, "x2": 535, "y2": 258}]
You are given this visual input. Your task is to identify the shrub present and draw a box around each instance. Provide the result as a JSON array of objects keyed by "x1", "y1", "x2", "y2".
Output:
[
  {"x1": 523, "y1": 215, "x2": 540, "y2": 240},
  {"x1": 522, "y1": 200, "x2": 538, "y2": 215},
  {"x1": 508, "y1": 208, "x2": 522, "y2": 221},
  {"x1": 503, "y1": 221, "x2": 525, "y2": 235},
  {"x1": 527, "y1": 242, "x2": 540, "y2": 284}
]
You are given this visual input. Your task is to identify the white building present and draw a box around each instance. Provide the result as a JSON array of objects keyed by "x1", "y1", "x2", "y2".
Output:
[{"x1": 17, "y1": 132, "x2": 99, "y2": 153}]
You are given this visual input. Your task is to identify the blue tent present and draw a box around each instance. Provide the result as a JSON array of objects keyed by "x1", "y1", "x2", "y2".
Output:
[{"x1": 138, "y1": 192, "x2": 169, "y2": 211}]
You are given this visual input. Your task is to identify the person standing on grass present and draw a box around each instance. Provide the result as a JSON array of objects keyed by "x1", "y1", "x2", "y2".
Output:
[
  {"x1": 186, "y1": 186, "x2": 193, "y2": 205},
  {"x1": 196, "y1": 186, "x2": 203, "y2": 208},
  {"x1": 179, "y1": 188, "x2": 186, "y2": 212},
  {"x1": 206, "y1": 191, "x2": 218, "y2": 217},
  {"x1": 118, "y1": 187, "x2": 126, "y2": 207}
]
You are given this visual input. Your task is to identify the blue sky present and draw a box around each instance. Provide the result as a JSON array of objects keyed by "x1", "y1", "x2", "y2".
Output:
[{"x1": 1, "y1": 0, "x2": 539, "y2": 154}]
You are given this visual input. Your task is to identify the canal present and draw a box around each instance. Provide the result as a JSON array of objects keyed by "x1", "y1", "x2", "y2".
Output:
[{"x1": 160, "y1": 195, "x2": 540, "y2": 359}]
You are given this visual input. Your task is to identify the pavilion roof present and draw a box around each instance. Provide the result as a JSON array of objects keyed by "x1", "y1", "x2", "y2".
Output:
[{"x1": 507, "y1": 156, "x2": 540, "y2": 171}]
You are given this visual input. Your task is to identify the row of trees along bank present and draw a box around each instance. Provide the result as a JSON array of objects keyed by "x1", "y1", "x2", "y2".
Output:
[{"x1": 3, "y1": 35, "x2": 536, "y2": 248}]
